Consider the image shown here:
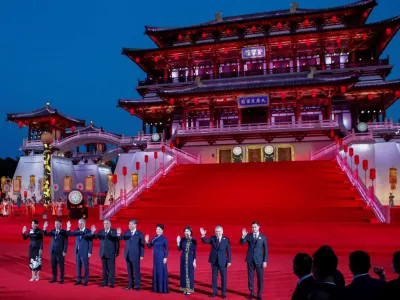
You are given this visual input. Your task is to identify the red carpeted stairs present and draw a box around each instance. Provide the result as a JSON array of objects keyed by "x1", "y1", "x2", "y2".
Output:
[{"x1": 115, "y1": 161, "x2": 376, "y2": 224}]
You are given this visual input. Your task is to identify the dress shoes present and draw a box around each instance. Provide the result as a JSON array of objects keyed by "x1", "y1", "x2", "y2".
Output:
[
  {"x1": 209, "y1": 294, "x2": 217, "y2": 298},
  {"x1": 59, "y1": 280, "x2": 64, "y2": 284},
  {"x1": 248, "y1": 294, "x2": 254, "y2": 299},
  {"x1": 222, "y1": 295, "x2": 227, "y2": 299},
  {"x1": 74, "y1": 281, "x2": 81, "y2": 286},
  {"x1": 49, "y1": 279, "x2": 57, "y2": 283},
  {"x1": 110, "y1": 285, "x2": 114, "y2": 288},
  {"x1": 83, "y1": 282, "x2": 88, "y2": 286},
  {"x1": 125, "y1": 286, "x2": 132, "y2": 290}
]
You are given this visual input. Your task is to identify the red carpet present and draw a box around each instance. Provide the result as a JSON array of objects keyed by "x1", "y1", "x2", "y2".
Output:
[{"x1": 1, "y1": 161, "x2": 400, "y2": 300}]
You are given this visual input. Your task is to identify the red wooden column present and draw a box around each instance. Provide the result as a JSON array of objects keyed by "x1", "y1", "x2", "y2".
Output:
[{"x1": 326, "y1": 97, "x2": 333, "y2": 120}]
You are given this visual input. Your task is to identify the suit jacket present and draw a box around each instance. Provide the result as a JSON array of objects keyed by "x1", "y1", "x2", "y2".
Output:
[
  {"x1": 67, "y1": 228, "x2": 93, "y2": 256},
  {"x1": 119, "y1": 230, "x2": 145, "y2": 262},
  {"x1": 383, "y1": 276, "x2": 400, "y2": 300},
  {"x1": 92, "y1": 229, "x2": 119, "y2": 258},
  {"x1": 291, "y1": 275, "x2": 316, "y2": 300},
  {"x1": 44, "y1": 229, "x2": 68, "y2": 255},
  {"x1": 344, "y1": 274, "x2": 385, "y2": 300},
  {"x1": 308, "y1": 282, "x2": 345, "y2": 300},
  {"x1": 202, "y1": 235, "x2": 232, "y2": 267},
  {"x1": 240, "y1": 233, "x2": 268, "y2": 264}
]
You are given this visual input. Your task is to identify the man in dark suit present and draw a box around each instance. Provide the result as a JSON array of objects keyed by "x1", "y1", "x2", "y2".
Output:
[
  {"x1": 291, "y1": 253, "x2": 315, "y2": 300},
  {"x1": 43, "y1": 219, "x2": 68, "y2": 284},
  {"x1": 117, "y1": 219, "x2": 144, "y2": 291},
  {"x1": 240, "y1": 222, "x2": 268, "y2": 300},
  {"x1": 344, "y1": 250, "x2": 385, "y2": 300},
  {"x1": 383, "y1": 251, "x2": 400, "y2": 299},
  {"x1": 200, "y1": 226, "x2": 232, "y2": 299},
  {"x1": 66, "y1": 218, "x2": 93, "y2": 286},
  {"x1": 90, "y1": 219, "x2": 119, "y2": 288}
]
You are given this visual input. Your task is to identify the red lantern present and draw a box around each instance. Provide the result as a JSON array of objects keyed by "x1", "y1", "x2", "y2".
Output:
[
  {"x1": 51, "y1": 118, "x2": 56, "y2": 126},
  {"x1": 176, "y1": 138, "x2": 180, "y2": 145},
  {"x1": 329, "y1": 130, "x2": 334, "y2": 137},
  {"x1": 226, "y1": 29, "x2": 231, "y2": 35},
  {"x1": 368, "y1": 93, "x2": 373, "y2": 100},
  {"x1": 395, "y1": 91, "x2": 400, "y2": 98},
  {"x1": 251, "y1": 26, "x2": 257, "y2": 32},
  {"x1": 277, "y1": 22, "x2": 282, "y2": 29},
  {"x1": 386, "y1": 28, "x2": 392, "y2": 36},
  {"x1": 363, "y1": 12, "x2": 368, "y2": 18},
  {"x1": 362, "y1": 159, "x2": 368, "y2": 171},
  {"x1": 71, "y1": 126, "x2": 76, "y2": 133},
  {"x1": 304, "y1": 19, "x2": 309, "y2": 26},
  {"x1": 152, "y1": 108, "x2": 156, "y2": 114},
  {"x1": 161, "y1": 146, "x2": 166, "y2": 153},
  {"x1": 334, "y1": 135, "x2": 339, "y2": 143},
  {"x1": 154, "y1": 56, "x2": 159, "y2": 62},
  {"x1": 306, "y1": 39, "x2": 311, "y2": 46},
  {"x1": 170, "y1": 98, "x2": 175, "y2": 105},
  {"x1": 136, "y1": 162, "x2": 140, "y2": 171},
  {"x1": 370, "y1": 168, "x2": 376, "y2": 180},
  {"x1": 130, "y1": 108, "x2": 135, "y2": 116},
  {"x1": 278, "y1": 42, "x2": 282, "y2": 49},
  {"x1": 112, "y1": 174, "x2": 118, "y2": 184},
  {"x1": 178, "y1": 34, "x2": 183, "y2": 40},
  {"x1": 135, "y1": 57, "x2": 140, "y2": 63},
  {"x1": 281, "y1": 92, "x2": 286, "y2": 99},
  {"x1": 174, "y1": 53, "x2": 179, "y2": 60},
  {"x1": 169, "y1": 141, "x2": 174, "y2": 149},
  {"x1": 202, "y1": 32, "x2": 207, "y2": 38},
  {"x1": 18, "y1": 121, "x2": 23, "y2": 129},
  {"x1": 122, "y1": 166, "x2": 127, "y2": 176},
  {"x1": 154, "y1": 152, "x2": 158, "y2": 159},
  {"x1": 332, "y1": 16, "x2": 338, "y2": 23},
  {"x1": 338, "y1": 138, "x2": 343, "y2": 147},
  {"x1": 362, "y1": 33, "x2": 367, "y2": 40},
  {"x1": 343, "y1": 145, "x2": 349, "y2": 153},
  {"x1": 354, "y1": 155, "x2": 360, "y2": 165},
  {"x1": 144, "y1": 155, "x2": 149, "y2": 163},
  {"x1": 311, "y1": 90, "x2": 317, "y2": 98},
  {"x1": 223, "y1": 97, "x2": 227, "y2": 103},
  {"x1": 194, "y1": 99, "x2": 199, "y2": 105},
  {"x1": 340, "y1": 85, "x2": 346, "y2": 93},
  {"x1": 223, "y1": 48, "x2": 228, "y2": 54},
  {"x1": 349, "y1": 147, "x2": 354, "y2": 157},
  {"x1": 24, "y1": 191, "x2": 27, "y2": 198},
  {"x1": 336, "y1": 36, "x2": 341, "y2": 44}
]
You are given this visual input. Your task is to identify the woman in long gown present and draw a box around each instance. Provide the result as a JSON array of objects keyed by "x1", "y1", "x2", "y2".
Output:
[
  {"x1": 177, "y1": 226, "x2": 197, "y2": 295},
  {"x1": 145, "y1": 224, "x2": 169, "y2": 293},
  {"x1": 22, "y1": 220, "x2": 43, "y2": 281}
]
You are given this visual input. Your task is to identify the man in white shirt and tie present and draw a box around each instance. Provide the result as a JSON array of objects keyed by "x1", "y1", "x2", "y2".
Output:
[
  {"x1": 240, "y1": 222, "x2": 268, "y2": 300},
  {"x1": 43, "y1": 219, "x2": 68, "y2": 284}
]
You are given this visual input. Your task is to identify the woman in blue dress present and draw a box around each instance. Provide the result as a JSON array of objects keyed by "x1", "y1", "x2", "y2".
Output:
[
  {"x1": 145, "y1": 224, "x2": 169, "y2": 293},
  {"x1": 177, "y1": 226, "x2": 197, "y2": 295}
]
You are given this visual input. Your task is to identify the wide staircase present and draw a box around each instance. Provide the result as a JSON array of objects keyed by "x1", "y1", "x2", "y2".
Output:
[{"x1": 114, "y1": 161, "x2": 376, "y2": 224}]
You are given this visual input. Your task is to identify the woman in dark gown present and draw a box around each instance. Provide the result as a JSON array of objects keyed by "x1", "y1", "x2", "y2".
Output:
[
  {"x1": 22, "y1": 219, "x2": 43, "y2": 281},
  {"x1": 177, "y1": 226, "x2": 197, "y2": 295},
  {"x1": 145, "y1": 224, "x2": 169, "y2": 293}
]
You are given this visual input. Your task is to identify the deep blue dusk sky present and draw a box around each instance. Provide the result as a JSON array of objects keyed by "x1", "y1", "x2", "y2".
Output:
[{"x1": 0, "y1": 0, "x2": 399, "y2": 158}]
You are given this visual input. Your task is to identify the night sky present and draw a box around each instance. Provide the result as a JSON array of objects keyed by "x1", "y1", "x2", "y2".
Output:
[{"x1": 0, "y1": 0, "x2": 399, "y2": 158}]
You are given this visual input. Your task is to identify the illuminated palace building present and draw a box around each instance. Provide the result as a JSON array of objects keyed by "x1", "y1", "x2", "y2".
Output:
[{"x1": 4, "y1": 1, "x2": 400, "y2": 218}]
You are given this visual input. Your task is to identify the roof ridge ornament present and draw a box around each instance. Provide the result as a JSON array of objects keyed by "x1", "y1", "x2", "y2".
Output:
[
  {"x1": 194, "y1": 76, "x2": 204, "y2": 87},
  {"x1": 290, "y1": 2, "x2": 298, "y2": 13},
  {"x1": 215, "y1": 12, "x2": 223, "y2": 22},
  {"x1": 307, "y1": 67, "x2": 317, "y2": 79}
]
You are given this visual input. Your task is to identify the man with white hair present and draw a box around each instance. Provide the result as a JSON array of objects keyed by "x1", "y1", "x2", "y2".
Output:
[{"x1": 200, "y1": 226, "x2": 232, "y2": 299}]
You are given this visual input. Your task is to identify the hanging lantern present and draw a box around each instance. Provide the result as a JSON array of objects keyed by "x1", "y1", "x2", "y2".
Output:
[
  {"x1": 386, "y1": 28, "x2": 392, "y2": 36},
  {"x1": 334, "y1": 135, "x2": 339, "y2": 143},
  {"x1": 18, "y1": 121, "x2": 23, "y2": 129},
  {"x1": 122, "y1": 166, "x2": 127, "y2": 176},
  {"x1": 174, "y1": 53, "x2": 179, "y2": 60},
  {"x1": 135, "y1": 162, "x2": 140, "y2": 171},
  {"x1": 202, "y1": 32, "x2": 207, "y2": 38},
  {"x1": 349, "y1": 147, "x2": 354, "y2": 157},
  {"x1": 329, "y1": 130, "x2": 334, "y2": 137},
  {"x1": 178, "y1": 34, "x2": 183, "y2": 40},
  {"x1": 370, "y1": 168, "x2": 376, "y2": 181},
  {"x1": 368, "y1": 93, "x2": 373, "y2": 100},
  {"x1": 343, "y1": 145, "x2": 349, "y2": 153},
  {"x1": 389, "y1": 168, "x2": 397, "y2": 190},
  {"x1": 395, "y1": 91, "x2": 400, "y2": 98},
  {"x1": 154, "y1": 56, "x2": 159, "y2": 62},
  {"x1": 24, "y1": 191, "x2": 27, "y2": 198},
  {"x1": 354, "y1": 155, "x2": 360, "y2": 165},
  {"x1": 332, "y1": 16, "x2": 338, "y2": 23},
  {"x1": 130, "y1": 108, "x2": 135, "y2": 116},
  {"x1": 51, "y1": 118, "x2": 56, "y2": 126},
  {"x1": 311, "y1": 90, "x2": 317, "y2": 98},
  {"x1": 336, "y1": 36, "x2": 341, "y2": 44},
  {"x1": 135, "y1": 57, "x2": 140, "y2": 63},
  {"x1": 251, "y1": 26, "x2": 257, "y2": 32},
  {"x1": 306, "y1": 39, "x2": 311, "y2": 46},
  {"x1": 226, "y1": 29, "x2": 231, "y2": 35},
  {"x1": 281, "y1": 92, "x2": 286, "y2": 99},
  {"x1": 170, "y1": 98, "x2": 175, "y2": 105},
  {"x1": 223, "y1": 48, "x2": 228, "y2": 54},
  {"x1": 112, "y1": 174, "x2": 118, "y2": 185},
  {"x1": 304, "y1": 19, "x2": 309, "y2": 26},
  {"x1": 154, "y1": 152, "x2": 158, "y2": 159},
  {"x1": 169, "y1": 141, "x2": 175, "y2": 149},
  {"x1": 338, "y1": 138, "x2": 343, "y2": 147},
  {"x1": 71, "y1": 126, "x2": 76, "y2": 133},
  {"x1": 194, "y1": 99, "x2": 199, "y2": 105},
  {"x1": 363, "y1": 12, "x2": 368, "y2": 18},
  {"x1": 362, "y1": 159, "x2": 369, "y2": 171},
  {"x1": 362, "y1": 33, "x2": 367, "y2": 40},
  {"x1": 144, "y1": 155, "x2": 149, "y2": 163},
  {"x1": 152, "y1": 108, "x2": 156, "y2": 113},
  {"x1": 161, "y1": 146, "x2": 166, "y2": 153},
  {"x1": 278, "y1": 42, "x2": 282, "y2": 49},
  {"x1": 340, "y1": 85, "x2": 346, "y2": 93},
  {"x1": 277, "y1": 22, "x2": 282, "y2": 29}
]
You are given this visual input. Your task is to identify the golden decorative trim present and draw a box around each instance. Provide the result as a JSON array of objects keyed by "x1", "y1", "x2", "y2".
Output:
[
  {"x1": 216, "y1": 147, "x2": 234, "y2": 163},
  {"x1": 275, "y1": 144, "x2": 295, "y2": 161},
  {"x1": 245, "y1": 146, "x2": 263, "y2": 162}
]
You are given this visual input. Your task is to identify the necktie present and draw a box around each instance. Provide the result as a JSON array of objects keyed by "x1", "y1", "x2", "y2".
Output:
[
  {"x1": 217, "y1": 237, "x2": 221, "y2": 247},
  {"x1": 56, "y1": 230, "x2": 59, "y2": 235}
]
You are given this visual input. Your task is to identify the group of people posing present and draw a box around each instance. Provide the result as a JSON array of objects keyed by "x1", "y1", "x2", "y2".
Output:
[{"x1": 22, "y1": 219, "x2": 268, "y2": 299}]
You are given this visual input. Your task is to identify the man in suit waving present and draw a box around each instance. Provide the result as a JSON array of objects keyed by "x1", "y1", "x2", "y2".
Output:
[
  {"x1": 201, "y1": 226, "x2": 232, "y2": 299},
  {"x1": 90, "y1": 219, "x2": 119, "y2": 288},
  {"x1": 240, "y1": 222, "x2": 268, "y2": 300},
  {"x1": 117, "y1": 219, "x2": 145, "y2": 291},
  {"x1": 43, "y1": 219, "x2": 68, "y2": 284}
]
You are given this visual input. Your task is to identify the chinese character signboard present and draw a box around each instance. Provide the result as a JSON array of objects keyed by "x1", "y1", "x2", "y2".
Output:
[
  {"x1": 238, "y1": 95, "x2": 270, "y2": 108},
  {"x1": 241, "y1": 46, "x2": 265, "y2": 60}
]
